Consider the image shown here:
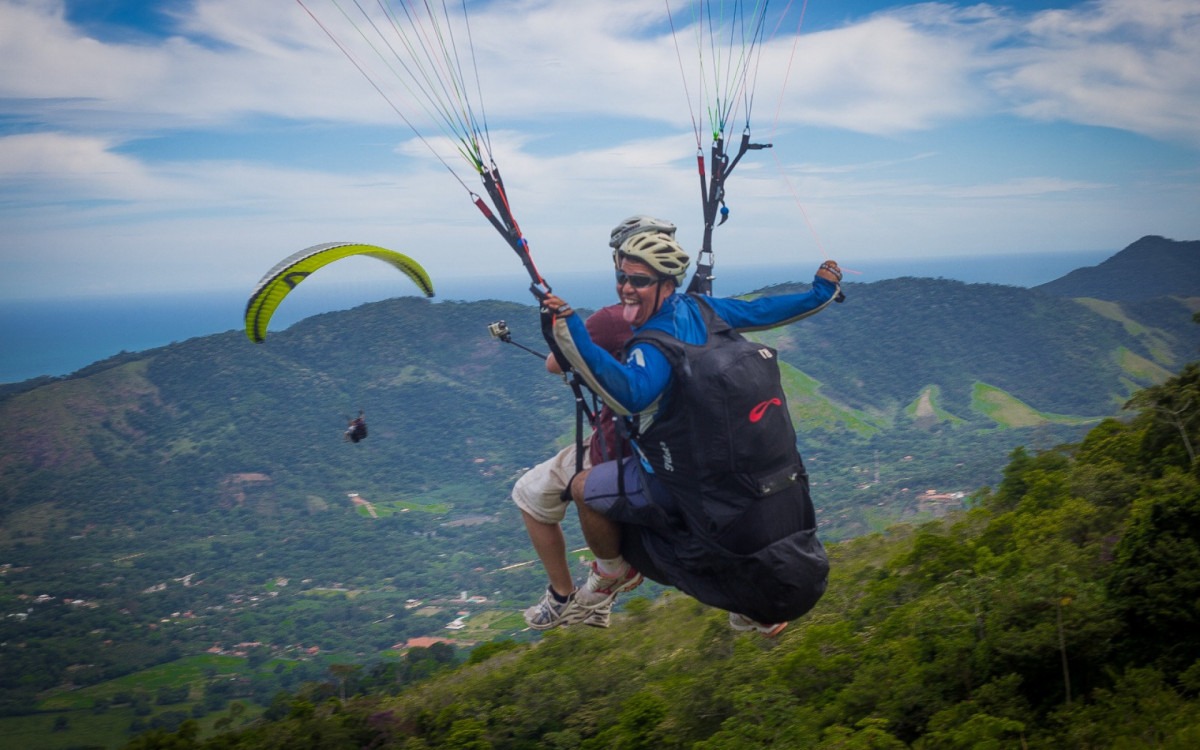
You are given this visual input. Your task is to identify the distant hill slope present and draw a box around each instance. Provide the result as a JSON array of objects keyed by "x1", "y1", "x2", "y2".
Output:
[
  {"x1": 756, "y1": 277, "x2": 1185, "y2": 420},
  {"x1": 1034, "y1": 235, "x2": 1200, "y2": 301},
  {"x1": 788, "y1": 235, "x2": 1199, "y2": 420}
]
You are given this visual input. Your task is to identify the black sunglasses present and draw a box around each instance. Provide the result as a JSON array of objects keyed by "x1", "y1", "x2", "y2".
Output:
[{"x1": 616, "y1": 271, "x2": 661, "y2": 289}]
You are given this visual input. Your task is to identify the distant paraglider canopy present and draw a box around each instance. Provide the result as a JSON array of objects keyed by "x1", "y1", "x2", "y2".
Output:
[{"x1": 244, "y1": 242, "x2": 435, "y2": 343}]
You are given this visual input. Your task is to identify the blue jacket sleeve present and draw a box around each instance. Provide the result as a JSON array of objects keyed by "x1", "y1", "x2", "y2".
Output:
[
  {"x1": 562, "y1": 313, "x2": 673, "y2": 414},
  {"x1": 704, "y1": 276, "x2": 840, "y2": 331}
]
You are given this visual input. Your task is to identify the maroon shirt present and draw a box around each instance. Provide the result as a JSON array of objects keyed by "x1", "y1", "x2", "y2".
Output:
[{"x1": 583, "y1": 305, "x2": 632, "y2": 465}]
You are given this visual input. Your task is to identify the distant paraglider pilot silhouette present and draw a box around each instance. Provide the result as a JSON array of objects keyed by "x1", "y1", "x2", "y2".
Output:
[{"x1": 344, "y1": 411, "x2": 368, "y2": 444}]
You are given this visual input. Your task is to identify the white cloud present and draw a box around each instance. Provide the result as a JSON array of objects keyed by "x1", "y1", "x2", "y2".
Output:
[
  {"x1": 5, "y1": 1, "x2": 1196, "y2": 141},
  {"x1": 0, "y1": 132, "x2": 174, "y2": 203},
  {"x1": 777, "y1": 14, "x2": 989, "y2": 133},
  {"x1": 989, "y1": 0, "x2": 1200, "y2": 146}
]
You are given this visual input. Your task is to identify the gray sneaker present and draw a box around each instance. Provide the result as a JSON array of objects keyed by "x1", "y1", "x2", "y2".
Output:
[
  {"x1": 575, "y1": 562, "x2": 643, "y2": 610},
  {"x1": 728, "y1": 611, "x2": 787, "y2": 638},
  {"x1": 583, "y1": 602, "x2": 611, "y2": 628},
  {"x1": 523, "y1": 586, "x2": 585, "y2": 630}
]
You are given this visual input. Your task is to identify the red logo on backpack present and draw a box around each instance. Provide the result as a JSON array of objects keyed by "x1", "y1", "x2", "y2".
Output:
[{"x1": 749, "y1": 398, "x2": 782, "y2": 423}]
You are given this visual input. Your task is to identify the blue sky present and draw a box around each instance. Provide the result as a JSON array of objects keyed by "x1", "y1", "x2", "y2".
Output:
[{"x1": 1, "y1": 0, "x2": 1198, "y2": 302}]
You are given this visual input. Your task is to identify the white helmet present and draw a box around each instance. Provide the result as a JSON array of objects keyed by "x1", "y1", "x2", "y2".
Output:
[
  {"x1": 608, "y1": 215, "x2": 677, "y2": 250},
  {"x1": 616, "y1": 231, "x2": 690, "y2": 287}
]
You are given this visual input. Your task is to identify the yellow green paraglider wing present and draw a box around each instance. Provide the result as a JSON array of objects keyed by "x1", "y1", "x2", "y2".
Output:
[{"x1": 245, "y1": 242, "x2": 435, "y2": 343}]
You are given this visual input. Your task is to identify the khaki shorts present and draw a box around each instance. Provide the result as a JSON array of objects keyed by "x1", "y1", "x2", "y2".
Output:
[{"x1": 511, "y1": 440, "x2": 592, "y2": 524}]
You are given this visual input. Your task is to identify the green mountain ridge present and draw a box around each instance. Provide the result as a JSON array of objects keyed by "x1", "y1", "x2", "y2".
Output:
[{"x1": 1034, "y1": 235, "x2": 1200, "y2": 301}]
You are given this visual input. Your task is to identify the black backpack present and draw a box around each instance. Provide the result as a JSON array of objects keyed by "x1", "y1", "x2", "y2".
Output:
[{"x1": 627, "y1": 296, "x2": 828, "y2": 622}]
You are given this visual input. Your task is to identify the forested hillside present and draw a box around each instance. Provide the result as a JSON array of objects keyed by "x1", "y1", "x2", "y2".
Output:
[
  {"x1": 120, "y1": 362, "x2": 1200, "y2": 749},
  {"x1": 762, "y1": 276, "x2": 1174, "y2": 417}
]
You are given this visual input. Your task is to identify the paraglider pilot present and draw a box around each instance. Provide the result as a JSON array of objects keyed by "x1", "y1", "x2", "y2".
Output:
[
  {"x1": 536, "y1": 226, "x2": 842, "y2": 637},
  {"x1": 344, "y1": 411, "x2": 368, "y2": 444}
]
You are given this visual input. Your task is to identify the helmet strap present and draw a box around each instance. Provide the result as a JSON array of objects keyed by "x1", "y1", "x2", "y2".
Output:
[{"x1": 652, "y1": 278, "x2": 669, "y2": 315}]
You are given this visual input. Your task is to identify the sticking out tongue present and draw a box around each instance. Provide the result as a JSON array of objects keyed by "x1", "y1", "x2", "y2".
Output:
[{"x1": 621, "y1": 302, "x2": 639, "y2": 324}]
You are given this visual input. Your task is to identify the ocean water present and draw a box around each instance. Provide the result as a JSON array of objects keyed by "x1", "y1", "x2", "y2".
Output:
[{"x1": 0, "y1": 250, "x2": 1110, "y2": 385}]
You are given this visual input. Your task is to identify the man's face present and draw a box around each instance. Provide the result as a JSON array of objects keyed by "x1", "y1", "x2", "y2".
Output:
[{"x1": 616, "y1": 258, "x2": 672, "y2": 328}]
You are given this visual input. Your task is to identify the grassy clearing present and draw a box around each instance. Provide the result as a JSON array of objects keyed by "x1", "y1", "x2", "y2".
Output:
[
  {"x1": 971, "y1": 382, "x2": 1103, "y2": 428},
  {"x1": 368, "y1": 499, "x2": 451, "y2": 517},
  {"x1": 904, "y1": 385, "x2": 965, "y2": 425},
  {"x1": 777, "y1": 361, "x2": 886, "y2": 437},
  {"x1": 441, "y1": 608, "x2": 528, "y2": 641},
  {"x1": 1075, "y1": 298, "x2": 1148, "y2": 336},
  {"x1": 0, "y1": 701, "x2": 267, "y2": 750},
  {"x1": 1117, "y1": 346, "x2": 1173, "y2": 383},
  {"x1": 10, "y1": 654, "x2": 275, "y2": 749},
  {"x1": 1075, "y1": 298, "x2": 1179, "y2": 365},
  {"x1": 1, "y1": 707, "x2": 140, "y2": 750},
  {"x1": 38, "y1": 654, "x2": 247, "y2": 711}
]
